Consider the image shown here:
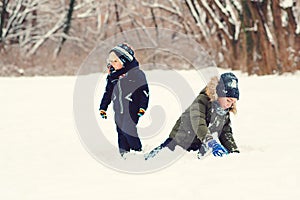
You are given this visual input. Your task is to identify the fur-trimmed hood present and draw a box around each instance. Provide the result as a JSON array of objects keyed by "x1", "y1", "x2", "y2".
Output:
[{"x1": 205, "y1": 76, "x2": 237, "y2": 114}]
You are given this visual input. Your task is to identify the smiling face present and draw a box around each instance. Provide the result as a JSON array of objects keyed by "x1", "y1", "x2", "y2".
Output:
[
  {"x1": 218, "y1": 97, "x2": 237, "y2": 110},
  {"x1": 107, "y1": 52, "x2": 123, "y2": 71}
]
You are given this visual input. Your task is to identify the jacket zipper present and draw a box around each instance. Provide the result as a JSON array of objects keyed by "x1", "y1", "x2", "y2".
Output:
[{"x1": 117, "y1": 81, "x2": 123, "y2": 114}]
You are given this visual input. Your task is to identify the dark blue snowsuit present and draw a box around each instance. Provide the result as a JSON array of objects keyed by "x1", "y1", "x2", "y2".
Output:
[{"x1": 99, "y1": 59, "x2": 149, "y2": 154}]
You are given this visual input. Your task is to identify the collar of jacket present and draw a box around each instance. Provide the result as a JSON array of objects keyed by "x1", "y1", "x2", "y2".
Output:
[{"x1": 123, "y1": 58, "x2": 139, "y2": 71}]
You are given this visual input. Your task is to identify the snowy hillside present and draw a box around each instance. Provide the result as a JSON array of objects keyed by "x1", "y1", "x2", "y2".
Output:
[{"x1": 1, "y1": 70, "x2": 300, "y2": 200}]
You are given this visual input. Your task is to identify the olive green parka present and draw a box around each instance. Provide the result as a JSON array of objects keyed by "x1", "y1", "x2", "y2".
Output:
[{"x1": 169, "y1": 77, "x2": 239, "y2": 152}]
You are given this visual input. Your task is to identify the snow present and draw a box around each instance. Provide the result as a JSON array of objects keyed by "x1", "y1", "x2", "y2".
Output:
[
  {"x1": 264, "y1": 23, "x2": 275, "y2": 45},
  {"x1": 280, "y1": 0, "x2": 300, "y2": 33},
  {"x1": 280, "y1": 0, "x2": 294, "y2": 8},
  {"x1": 1, "y1": 70, "x2": 300, "y2": 200},
  {"x1": 294, "y1": 0, "x2": 300, "y2": 34}
]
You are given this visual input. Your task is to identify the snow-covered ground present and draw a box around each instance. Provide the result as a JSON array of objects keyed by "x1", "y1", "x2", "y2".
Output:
[{"x1": 1, "y1": 70, "x2": 300, "y2": 200}]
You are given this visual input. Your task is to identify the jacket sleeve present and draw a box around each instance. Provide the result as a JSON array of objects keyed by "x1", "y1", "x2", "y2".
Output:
[
  {"x1": 219, "y1": 115, "x2": 239, "y2": 152},
  {"x1": 99, "y1": 76, "x2": 115, "y2": 111},
  {"x1": 135, "y1": 71, "x2": 149, "y2": 110},
  {"x1": 189, "y1": 94, "x2": 213, "y2": 143}
]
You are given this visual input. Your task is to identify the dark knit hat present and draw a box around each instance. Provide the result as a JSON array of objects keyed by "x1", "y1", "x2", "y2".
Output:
[
  {"x1": 110, "y1": 43, "x2": 135, "y2": 65},
  {"x1": 216, "y1": 72, "x2": 239, "y2": 100}
]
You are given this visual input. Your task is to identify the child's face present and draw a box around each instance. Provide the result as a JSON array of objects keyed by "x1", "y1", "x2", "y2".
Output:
[
  {"x1": 218, "y1": 97, "x2": 237, "y2": 110},
  {"x1": 109, "y1": 59, "x2": 123, "y2": 70},
  {"x1": 108, "y1": 52, "x2": 123, "y2": 71}
]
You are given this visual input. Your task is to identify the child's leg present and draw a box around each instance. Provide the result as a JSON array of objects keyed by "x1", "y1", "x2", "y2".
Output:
[
  {"x1": 123, "y1": 125, "x2": 142, "y2": 152},
  {"x1": 117, "y1": 126, "x2": 130, "y2": 155},
  {"x1": 144, "y1": 138, "x2": 176, "y2": 160},
  {"x1": 185, "y1": 138, "x2": 209, "y2": 159},
  {"x1": 118, "y1": 114, "x2": 142, "y2": 152},
  {"x1": 186, "y1": 142, "x2": 202, "y2": 151},
  {"x1": 161, "y1": 138, "x2": 176, "y2": 150}
]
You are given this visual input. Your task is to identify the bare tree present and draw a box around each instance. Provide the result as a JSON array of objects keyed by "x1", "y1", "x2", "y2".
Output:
[
  {"x1": 0, "y1": 0, "x2": 299, "y2": 76},
  {"x1": 54, "y1": 0, "x2": 76, "y2": 56},
  {"x1": 183, "y1": 0, "x2": 300, "y2": 75}
]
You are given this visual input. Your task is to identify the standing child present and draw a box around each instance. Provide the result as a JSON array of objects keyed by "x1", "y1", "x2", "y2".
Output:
[
  {"x1": 145, "y1": 72, "x2": 240, "y2": 160},
  {"x1": 99, "y1": 43, "x2": 149, "y2": 157}
]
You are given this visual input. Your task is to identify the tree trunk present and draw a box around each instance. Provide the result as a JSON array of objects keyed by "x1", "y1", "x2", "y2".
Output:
[
  {"x1": 55, "y1": 0, "x2": 76, "y2": 56},
  {"x1": 0, "y1": 0, "x2": 8, "y2": 43},
  {"x1": 285, "y1": 5, "x2": 300, "y2": 71},
  {"x1": 241, "y1": 1, "x2": 256, "y2": 75},
  {"x1": 242, "y1": 1, "x2": 278, "y2": 75},
  {"x1": 256, "y1": 1, "x2": 278, "y2": 74}
]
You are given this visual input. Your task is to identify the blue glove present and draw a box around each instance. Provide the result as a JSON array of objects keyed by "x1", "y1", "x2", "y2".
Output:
[
  {"x1": 100, "y1": 110, "x2": 107, "y2": 119},
  {"x1": 137, "y1": 108, "x2": 146, "y2": 117},
  {"x1": 207, "y1": 139, "x2": 228, "y2": 157}
]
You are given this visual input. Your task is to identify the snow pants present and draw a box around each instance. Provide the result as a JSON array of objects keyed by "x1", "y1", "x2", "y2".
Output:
[
  {"x1": 115, "y1": 113, "x2": 142, "y2": 154},
  {"x1": 161, "y1": 137, "x2": 204, "y2": 152}
]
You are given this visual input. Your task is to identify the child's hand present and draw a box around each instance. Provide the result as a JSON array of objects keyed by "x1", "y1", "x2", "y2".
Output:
[
  {"x1": 107, "y1": 64, "x2": 114, "y2": 74},
  {"x1": 137, "y1": 108, "x2": 146, "y2": 117},
  {"x1": 100, "y1": 110, "x2": 107, "y2": 119},
  {"x1": 207, "y1": 139, "x2": 228, "y2": 157}
]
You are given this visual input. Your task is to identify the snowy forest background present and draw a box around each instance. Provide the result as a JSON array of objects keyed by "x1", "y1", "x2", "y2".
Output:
[
  {"x1": 1, "y1": 2, "x2": 300, "y2": 199},
  {"x1": 0, "y1": 0, "x2": 299, "y2": 76}
]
